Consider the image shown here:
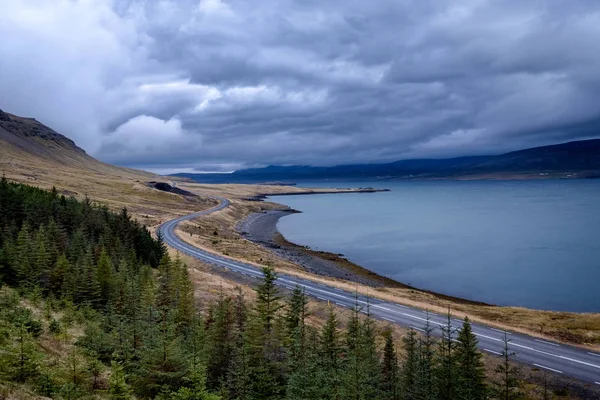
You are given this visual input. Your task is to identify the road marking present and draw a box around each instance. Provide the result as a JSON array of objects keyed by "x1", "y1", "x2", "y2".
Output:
[
  {"x1": 484, "y1": 348, "x2": 502, "y2": 355},
  {"x1": 595, "y1": 382, "x2": 600, "y2": 385},
  {"x1": 588, "y1": 352, "x2": 600, "y2": 357},
  {"x1": 317, "y1": 297, "x2": 327, "y2": 301},
  {"x1": 410, "y1": 325, "x2": 425, "y2": 332},
  {"x1": 382, "y1": 317, "x2": 395, "y2": 322},
  {"x1": 335, "y1": 302, "x2": 346, "y2": 307},
  {"x1": 534, "y1": 339, "x2": 560, "y2": 347},
  {"x1": 472, "y1": 332, "x2": 600, "y2": 370},
  {"x1": 534, "y1": 364, "x2": 563, "y2": 374},
  {"x1": 491, "y1": 328, "x2": 510, "y2": 334},
  {"x1": 400, "y1": 312, "x2": 429, "y2": 322}
]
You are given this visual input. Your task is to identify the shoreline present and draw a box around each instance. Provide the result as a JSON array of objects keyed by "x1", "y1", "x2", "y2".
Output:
[{"x1": 236, "y1": 209, "x2": 490, "y2": 306}]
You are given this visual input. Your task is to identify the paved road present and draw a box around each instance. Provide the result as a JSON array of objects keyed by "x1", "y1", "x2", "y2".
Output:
[{"x1": 158, "y1": 196, "x2": 600, "y2": 385}]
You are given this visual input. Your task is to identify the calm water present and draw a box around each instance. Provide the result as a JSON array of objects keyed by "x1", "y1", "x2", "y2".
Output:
[{"x1": 270, "y1": 180, "x2": 600, "y2": 312}]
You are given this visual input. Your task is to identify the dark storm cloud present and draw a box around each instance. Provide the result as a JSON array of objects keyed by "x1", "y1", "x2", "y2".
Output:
[{"x1": 2, "y1": 0, "x2": 600, "y2": 173}]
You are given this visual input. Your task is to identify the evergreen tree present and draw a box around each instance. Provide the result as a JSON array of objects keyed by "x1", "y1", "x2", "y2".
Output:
[
  {"x1": 401, "y1": 328, "x2": 418, "y2": 400},
  {"x1": 285, "y1": 285, "x2": 308, "y2": 365},
  {"x1": 109, "y1": 361, "x2": 134, "y2": 400},
  {"x1": 254, "y1": 267, "x2": 282, "y2": 331},
  {"x1": 205, "y1": 295, "x2": 234, "y2": 391},
  {"x1": 1, "y1": 322, "x2": 42, "y2": 382},
  {"x1": 492, "y1": 331, "x2": 522, "y2": 400},
  {"x1": 225, "y1": 288, "x2": 251, "y2": 400},
  {"x1": 160, "y1": 365, "x2": 221, "y2": 400},
  {"x1": 414, "y1": 313, "x2": 435, "y2": 400},
  {"x1": 381, "y1": 329, "x2": 401, "y2": 400},
  {"x1": 240, "y1": 267, "x2": 286, "y2": 399},
  {"x1": 285, "y1": 327, "x2": 323, "y2": 400},
  {"x1": 434, "y1": 310, "x2": 457, "y2": 400},
  {"x1": 455, "y1": 317, "x2": 487, "y2": 400},
  {"x1": 15, "y1": 222, "x2": 32, "y2": 286},
  {"x1": 96, "y1": 248, "x2": 114, "y2": 306},
  {"x1": 320, "y1": 309, "x2": 343, "y2": 400}
]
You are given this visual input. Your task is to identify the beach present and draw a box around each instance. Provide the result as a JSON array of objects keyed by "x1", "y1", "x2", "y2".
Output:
[{"x1": 237, "y1": 209, "x2": 395, "y2": 286}]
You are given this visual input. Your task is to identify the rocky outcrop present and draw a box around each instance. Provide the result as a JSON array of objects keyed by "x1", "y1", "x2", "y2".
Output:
[{"x1": 0, "y1": 109, "x2": 11, "y2": 122}]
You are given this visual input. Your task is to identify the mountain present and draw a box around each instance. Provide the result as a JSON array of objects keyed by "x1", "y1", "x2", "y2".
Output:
[
  {"x1": 0, "y1": 109, "x2": 184, "y2": 217},
  {"x1": 174, "y1": 139, "x2": 600, "y2": 183},
  {"x1": 0, "y1": 108, "x2": 155, "y2": 179}
]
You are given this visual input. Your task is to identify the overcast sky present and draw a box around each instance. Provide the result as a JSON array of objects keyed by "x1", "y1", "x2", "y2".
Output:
[{"x1": 2, "y1": 0, "x2": 600, "y2": 173}]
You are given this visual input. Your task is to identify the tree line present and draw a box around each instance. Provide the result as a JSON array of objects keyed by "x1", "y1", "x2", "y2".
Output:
[{"x1": 0, "y1": 180, "x2": 525, "y2": 399}]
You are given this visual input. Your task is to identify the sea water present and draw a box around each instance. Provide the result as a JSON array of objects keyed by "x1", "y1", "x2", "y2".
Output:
[{"x1": 270, "y1": 180, "x2": 600, "y2": 312}]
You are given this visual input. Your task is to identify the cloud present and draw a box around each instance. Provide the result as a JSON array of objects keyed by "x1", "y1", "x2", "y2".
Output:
[{"x1": 1, "y1": 0, "x2": 600, "y2": 172}]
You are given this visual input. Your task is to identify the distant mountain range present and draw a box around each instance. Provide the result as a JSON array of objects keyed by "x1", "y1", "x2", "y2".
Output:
[{"x1": 173, "y1": 138, "x2": 600, "y2": 183}]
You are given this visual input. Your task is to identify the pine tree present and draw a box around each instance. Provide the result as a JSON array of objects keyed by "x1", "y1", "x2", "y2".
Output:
[
  {"x1": 401, "y1": 328, "x2": 418, "y2": 400},
  {"x1": 492, "y1": 331, "x2": 522, "y2": 400},
  {"x1": 205, "y1": 296, "x2": 234, "y2": 390},
  {"x1": 455, "y1": 317, "x2": 487, "y2": 400},
  {"x1": 381, "y1": 329, "x2": 401, "y2": 400},
  {"x1": 285, "y1": 285, "x2": 308, "y2": 364},
  {"x1": 15, "y1": 222, "x2": 32, "y2": 287},
  {"x1": 341, "y1": 303, "x2": 380, "y2": 400},
  {"x1": 225, "y1": 288, "x2": 251, "y2": 400},
  {"x1": 134, "y1": 310, "x2": 189, "y2": 398},
  {"x1": 3, "y1": 322, "x2": 42, "y2": 382},
  {"x1": 96, "y1": 248, "x2": 114, "y2": 306},
  {"x1": 173, "y1": 255, "x2": 195, "y2": 329},
  {"x1": 241, "y1": 267, "x2": 286, "y2": 399},
  {"x1": 254, "y1": 267, "x2": 282, "y2": 332},
  {"x1": 109, "y1": 361, "x2": 134, "y2": 400},
  {"x1": 435, "y1": 310, "x2": 458, "y2": 400},
  {"x1": 285, "y1": 327, "x2": 323, "y2": 400},
  {"x1": 320, "y1": 309, "x2": 343, "y2": 400},
  {"x1": 160, "y1": 365, "x2": 221, "y2": 400},
  {"x1": 414, "y1": 312, "x2": 436, "y2": 400}
]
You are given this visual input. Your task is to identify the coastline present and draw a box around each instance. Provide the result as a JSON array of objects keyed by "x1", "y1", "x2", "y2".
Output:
[{"x1": 236, "y1": 209, "x2": 490, "y2": 306}]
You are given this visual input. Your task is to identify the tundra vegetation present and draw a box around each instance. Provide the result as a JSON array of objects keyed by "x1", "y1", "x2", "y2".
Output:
[{"x1": 1, "y1": 179, "x2": 526, "y2": 399}]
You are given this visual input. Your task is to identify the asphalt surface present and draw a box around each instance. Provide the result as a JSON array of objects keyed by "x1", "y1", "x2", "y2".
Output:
[{"x1": 158, "y1": 196, "x2": 600, "y2": 385}]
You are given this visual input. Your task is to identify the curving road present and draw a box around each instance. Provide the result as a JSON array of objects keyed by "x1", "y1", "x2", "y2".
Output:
[{"x1": 158, "y1": 196, "x2": 600, "y2": 386}]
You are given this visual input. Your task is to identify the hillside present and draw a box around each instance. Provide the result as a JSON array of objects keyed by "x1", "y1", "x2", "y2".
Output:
[
  {"x1": 0, "y1": 108, "x2": 212, "y2": 223},
  {"x1": 175, "y1": 138, "x2": 600, "y2": 183},
  {"x1": 0, "y1": 108, "x2": 156, "y2": 181}
]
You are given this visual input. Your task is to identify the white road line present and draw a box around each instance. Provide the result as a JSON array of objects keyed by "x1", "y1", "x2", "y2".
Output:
[
  {"x1": 484, "y1": 348, "x2": 502, "y2": 355},
  {"x1": 335, "y1": 302, "x2": 346, "y2": 307},
  {"x1": 534, "y1": 364, "x2": 563, "y2": 374},
  {"x1": 382, "y1": 317, "x2": 395, "y2": 322},
  {"x1": 595, "y1": 382, "x2": 600, "y2": 385},
  {"x1": 534, "y1": 339, "x2": 560, "y2": 347},
  {"x1": 400, "y1": 312, "x2": 429, "y2": 322},
  {"x1": 588, "y1": 352, "x2": 600, "y2": 357},
  {"x1": 473, "y1": 332, "x2": 600, "y2": 370},
  {"x1": 317, "y1": 296, "x2": 327, "y2": 301},
  {"x1": 410, "y1": 326, "x2": 425, "y2": 332},
  {"x1": 491, "y1": 328, "x2": 510, "y2": 334}
]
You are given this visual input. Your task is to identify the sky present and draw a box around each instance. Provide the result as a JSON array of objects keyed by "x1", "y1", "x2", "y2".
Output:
[{"x1": 1, "y1": 0, "x2": 600, "y2": 173}]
